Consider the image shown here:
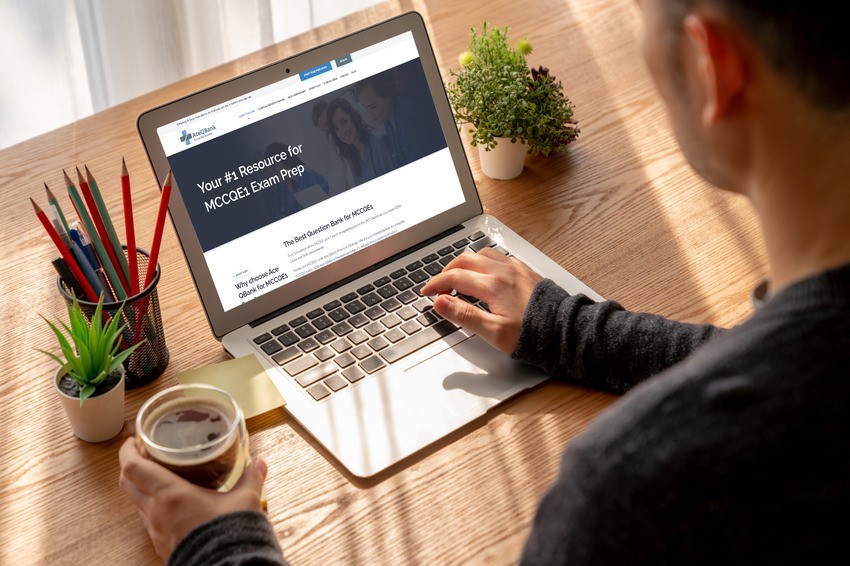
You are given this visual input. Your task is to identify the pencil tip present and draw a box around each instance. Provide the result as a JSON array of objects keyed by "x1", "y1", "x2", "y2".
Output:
[
  {"x1": 164, "y1": 170, "x2": 173, "y2": 186},
  {"x1": 85, "y1": 165, "x2": 94, "y2": 182},
  {"x1": 122, "y1": 158, "x2": 129, "y2": 176},
  {"x1": 30, "y1": 197, "x2": 40, "y2": 213},
  {"x1": 44, "y1": 182, "x2": 55, "y2": 200},
  {"x1": 63, "y1": 169, "x2": 73, "y2": 186},
  {"x1": 76, "y1": 166, "x2": 84, "y2": 183}
]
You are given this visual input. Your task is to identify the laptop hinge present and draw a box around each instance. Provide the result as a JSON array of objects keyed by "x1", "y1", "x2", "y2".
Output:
[{"x1": 249, "y1": 224, "x2": 465, "y2": 328}]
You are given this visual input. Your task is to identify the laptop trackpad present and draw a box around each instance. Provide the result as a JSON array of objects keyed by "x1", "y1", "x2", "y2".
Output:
[{"x1": 404, "y1": 334, "x2": 546, "y2": 399}]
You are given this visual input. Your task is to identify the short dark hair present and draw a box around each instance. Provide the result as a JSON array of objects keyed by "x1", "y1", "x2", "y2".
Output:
[
  {"x1": 311, "y1": 100, "x2": 328, "y2": 127},
  {"x1": 665, "y1": 0, "x2": 849, "y2": 110},
  {"x1": 354, "y1": 73, "x2": 396, "y2": 102}
]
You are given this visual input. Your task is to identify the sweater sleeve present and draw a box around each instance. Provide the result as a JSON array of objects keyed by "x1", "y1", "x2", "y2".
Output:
[
  {"x1": 512, "y1": 279, "x2": 723, "y2": 394},
  {"x1": 168, "y1": 510, "x2": 288, "y2": 566}
]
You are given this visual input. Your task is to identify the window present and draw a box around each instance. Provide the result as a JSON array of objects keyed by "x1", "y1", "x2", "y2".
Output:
[{"x1": 0, "y1": 0, "x2": 381, "y2": 150}]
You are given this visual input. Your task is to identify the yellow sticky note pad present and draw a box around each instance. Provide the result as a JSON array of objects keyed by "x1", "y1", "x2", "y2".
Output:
[{"x1": 177, "y1": 355, "x2": 285, "y2": 419}]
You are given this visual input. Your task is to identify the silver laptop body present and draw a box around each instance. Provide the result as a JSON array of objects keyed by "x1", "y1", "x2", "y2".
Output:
[{"x1": 138, "y1": 11, "x2": 601, "y2": 477}]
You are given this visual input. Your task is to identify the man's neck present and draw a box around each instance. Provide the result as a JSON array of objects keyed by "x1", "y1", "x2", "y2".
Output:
[{"x1": 750, "y1": 124, "x2": 850, "y2": 291}]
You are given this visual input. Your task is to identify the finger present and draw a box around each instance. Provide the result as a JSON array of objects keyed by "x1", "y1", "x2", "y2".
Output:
[
  {"x1": 238, "y1": 458, "x2": 267, "y2": 492},
  {"x1": 119, "y1": 471, "x2": 151, "y2": 507},
  {"x1": 421, "y1": 267, "x2": 503, "y2": 304},
  {"x1": 231, "y1": 458, "x2": 268, "y2": 502},
  {"x1": 419, "y1": 254, "x2": 495, "y2": 295},
  {"x1": 119, "y1": 437, "x2": 152, "y2": 500},
  {"x1": 118, "y1": 460, "x2": 149, "y2": 506},
  {"x1": 421, "y1": 249, "x2": 521, "y2": 297},
  {"x1": 432, "y1": 294, "x2": 499, "y2": 341},
  {"x1": 443, "y1": 248, "x2": 511, "y2": 274},
  {"x1": 477, "y1": 248, "x2": 539, "y2": 279},
  {"x1": 120, "y1": 447, "x2": 196, "y2": 498},
  {"x1": 118, "y1": 436, "x2": 143, "y2": 465},
  {"x1": 476, "y1": 246, "x2": 514, "y2": 262}
]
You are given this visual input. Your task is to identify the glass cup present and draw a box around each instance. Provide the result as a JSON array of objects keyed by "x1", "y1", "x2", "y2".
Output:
[{"x1": 136, "y1": 384, "x2": 249, "y2": 492}]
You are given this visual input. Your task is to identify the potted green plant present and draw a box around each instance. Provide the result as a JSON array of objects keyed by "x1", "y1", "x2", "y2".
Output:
[
  {"x1": 39, "y1": 295, "x2": 142, "y2": 442},
  {"x1": 446, "y1": 23, "x2": 580, "y2": 179}
]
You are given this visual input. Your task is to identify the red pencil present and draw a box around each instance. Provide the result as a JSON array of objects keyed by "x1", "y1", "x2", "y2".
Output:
[
  {"x1": 76, "y1": 167, "x2": 130, "y2": 294},
  {"x1": 122, "y1": 158, "x2": 139, "y2": 295},
  {"x1": 133, "y1": 171, "x2": 172, "y2": 343},
  {"x1": 142, "y1": 170, "x2": 172, "y2": 289},
  {"x1": 31, "y1": 198, "x2": 98, "y2": 301}
]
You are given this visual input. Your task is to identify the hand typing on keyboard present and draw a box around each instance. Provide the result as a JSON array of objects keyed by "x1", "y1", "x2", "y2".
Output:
[
  {"x1": 419, "y1": 247, "x2": 542, "y2": 353},
  {"x1": 252, "y1": 232, "x2": 533, "y2": 402}
]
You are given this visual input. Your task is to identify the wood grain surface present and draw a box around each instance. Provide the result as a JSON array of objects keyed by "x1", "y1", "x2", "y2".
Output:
[{"x1": 0, "y1": 1, "x2": 767, "y2": 564}]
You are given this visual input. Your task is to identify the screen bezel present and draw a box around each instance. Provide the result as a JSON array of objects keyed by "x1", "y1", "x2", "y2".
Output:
[{"x1": 137, "y1": 11, "x2": 482, "y2": 339}]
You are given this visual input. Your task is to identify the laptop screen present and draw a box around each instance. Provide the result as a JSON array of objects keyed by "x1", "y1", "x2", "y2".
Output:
[{"x1": 154, "y1": 31, "x2": 465, "y2": 313}]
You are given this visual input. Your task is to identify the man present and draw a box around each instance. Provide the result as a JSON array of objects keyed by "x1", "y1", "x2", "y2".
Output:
[
  {"x1": 353, "y1": 72, "x2": 439, "y2": 167},
  {"x1": 119, "y1": 0, "x2": 850, "y2": 563}
]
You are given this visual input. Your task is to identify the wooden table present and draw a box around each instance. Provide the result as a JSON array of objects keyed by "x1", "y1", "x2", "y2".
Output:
[{"x1": 0, "y1": 0, "x2": 767, "y2": 563}]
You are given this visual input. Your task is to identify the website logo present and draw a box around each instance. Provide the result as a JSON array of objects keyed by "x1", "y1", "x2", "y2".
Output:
[{"x1": 179, "y1": 125, "x2": 217, "y2": 146}]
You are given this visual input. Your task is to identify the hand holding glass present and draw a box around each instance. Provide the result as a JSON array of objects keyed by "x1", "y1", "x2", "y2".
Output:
[{"x1": 136, "y1": 384, "x2": 249, "y2": 491}]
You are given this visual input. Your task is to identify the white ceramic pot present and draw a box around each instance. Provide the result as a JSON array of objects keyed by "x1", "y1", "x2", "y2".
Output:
[
  {"x1": 54, "y1": 366, "x2": 126, "y2": 442},
  {"x1": 478, "y1": 137, "x2": 527, "y2": 180}
]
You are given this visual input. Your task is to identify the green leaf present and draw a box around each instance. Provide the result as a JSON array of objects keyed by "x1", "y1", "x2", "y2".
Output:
[
  {"x1": 40, "y1": 284, "x2": 146, "y2": 403},
  {"x1": 79, "y1": 383, "x2": 96, "y2": 405},
  {"x1": 90, "y1": 368, "x2": 107, "y2": 386},
  {"x1": 109, "y1": 341, "x2": 143, "y2": 371},
  {"x1": 36, "y1": 349, "x2": 69, "y2": 374},
  {"x1": 446, "y1": 23, "x2": 579, "y2": 157},
  {"x1": 41, "y1": 316, "x2": 73, "y2": 357}
]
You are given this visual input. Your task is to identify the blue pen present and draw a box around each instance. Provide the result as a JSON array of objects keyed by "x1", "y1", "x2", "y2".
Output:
[
  {"x1": 95, "y1": 268, "x2": 116, "y2": 303},
  {"x1": 69, "y1": 240, "x2": 108, "y2": 300},
  {"x1": 69, "y1": 226, "x2": 100, "y2": 271}
]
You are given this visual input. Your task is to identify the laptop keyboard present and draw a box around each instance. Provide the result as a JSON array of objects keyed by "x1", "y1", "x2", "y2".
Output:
[{"x1": 251, "y1": 230, "x2": 508, "y2": 401}]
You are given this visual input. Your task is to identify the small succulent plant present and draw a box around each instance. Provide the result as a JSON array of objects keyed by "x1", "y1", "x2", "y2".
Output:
[{"x1": 39, "y1": 295, "x2": 141, "y2": 405}]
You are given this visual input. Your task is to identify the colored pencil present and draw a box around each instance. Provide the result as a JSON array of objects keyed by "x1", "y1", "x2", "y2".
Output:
[
  {"x1": 86, "y1": 165, "x2": 131, "y2": 284},
  {"x1": 64, "y1": 169, "x2": 128, "y2": 300},
  {"x1": 143, "y1": 170, "x2": 172, "y2": 289},
  {"x1": 31, "y1": 198, "x2": 98, "y2": 301},
  {"x1": 122, "y1": 158, "x2": 139, "y2": 295},
  {"x1": 133, "y1": 170, "x2": 172, "y2": 342},
  {"x1": 45, "y1": 183, "x2": 71, "y2": 234},
  {"x1": 76, "y1": 167, "x2": 130, "y2": 295},
  {"x1": 45, "y1": 203, "x2": 71, "y2": 248}
]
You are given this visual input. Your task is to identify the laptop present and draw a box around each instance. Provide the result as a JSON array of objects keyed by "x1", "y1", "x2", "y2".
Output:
[{"x1": 137, "y1": 11, "x2": 602, "y2": 477}]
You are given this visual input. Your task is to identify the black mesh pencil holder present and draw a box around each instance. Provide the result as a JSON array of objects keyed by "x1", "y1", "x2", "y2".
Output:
[{"x1": 57, "y1": 246, "x2": 169, "y2": 389}]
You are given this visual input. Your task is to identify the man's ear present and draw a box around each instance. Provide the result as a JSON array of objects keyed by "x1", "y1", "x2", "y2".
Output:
[{"x1": 683, "y1": 14, "x2": 746, "y2": 126}]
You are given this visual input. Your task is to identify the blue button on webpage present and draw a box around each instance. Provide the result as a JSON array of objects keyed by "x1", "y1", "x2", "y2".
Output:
[{"x1": 299, "y1": 62, "x2": 333, "y2": 81}]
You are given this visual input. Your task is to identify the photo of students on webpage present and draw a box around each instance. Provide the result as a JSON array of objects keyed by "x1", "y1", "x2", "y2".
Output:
[{"x1": 326, "y1": 97, "x2": 394, "y2": 185}]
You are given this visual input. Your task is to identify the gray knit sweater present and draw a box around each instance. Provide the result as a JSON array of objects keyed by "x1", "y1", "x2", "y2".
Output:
[
  {"x1": 170, "y1": 263, "x2": 850, "y2": 565},
  {"x1": 519, "y1": 264, "x2": 850, "y2": 564}
]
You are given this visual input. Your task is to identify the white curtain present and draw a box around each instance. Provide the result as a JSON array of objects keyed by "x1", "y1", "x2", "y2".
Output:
[{"x1": 0, "y1": 0, "x2": 381, "y2": 150}]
